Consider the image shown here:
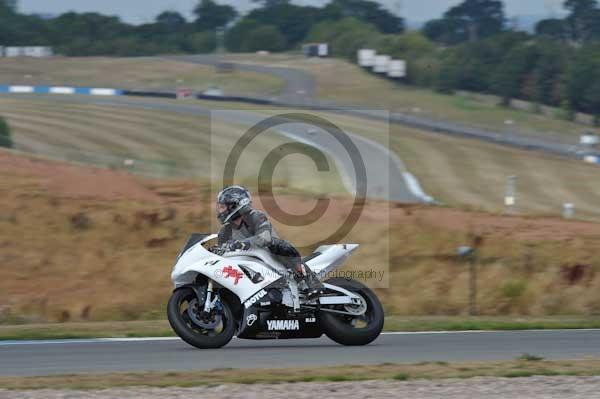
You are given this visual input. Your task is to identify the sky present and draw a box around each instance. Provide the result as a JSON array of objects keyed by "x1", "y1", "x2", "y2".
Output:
[{"x1": 19, "y1": 0, "x2": 568, "y2": 24}]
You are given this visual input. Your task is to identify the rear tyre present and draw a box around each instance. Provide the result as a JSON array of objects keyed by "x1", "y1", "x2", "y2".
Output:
[
  {"x1": 319, "y1": 278, "x2": 384, "y2": 346},
  {"x1": 167, "y1": 287, "x2": 236, "y2": 349}
]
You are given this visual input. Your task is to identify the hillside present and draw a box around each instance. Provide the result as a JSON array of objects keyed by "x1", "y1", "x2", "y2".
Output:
[
  {"x1": 1, "y1": 150, "x2": 600, "y2": 324},
  {"x1": 4, "y1": 95, "x2": 600, "y2": 221},
  {"x1": 224, "y1": 54, "x2": 597, "y2": 142}
]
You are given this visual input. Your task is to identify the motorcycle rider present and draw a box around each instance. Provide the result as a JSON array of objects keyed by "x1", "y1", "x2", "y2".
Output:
[{"x1": 215, "y1": 185, "x2": 324, "y2": 298}]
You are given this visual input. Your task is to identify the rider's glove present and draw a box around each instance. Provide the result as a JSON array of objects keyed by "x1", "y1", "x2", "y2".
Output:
[{"x1": 224, "y1": 240, "x2": 250, "y2": 252}]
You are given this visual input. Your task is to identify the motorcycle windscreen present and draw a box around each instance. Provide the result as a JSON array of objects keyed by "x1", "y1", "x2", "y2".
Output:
[{"x1": 177, "y1": 233, "x2": 212, "y2": 259}]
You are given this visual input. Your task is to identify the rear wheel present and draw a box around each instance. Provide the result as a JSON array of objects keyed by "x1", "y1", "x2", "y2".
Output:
[
  {"x1": 319, "y1": 278, "x2": 384, "y2": 346},
  {"x1": 167, "y1": 287, "x2": 236, "y2": 349}
]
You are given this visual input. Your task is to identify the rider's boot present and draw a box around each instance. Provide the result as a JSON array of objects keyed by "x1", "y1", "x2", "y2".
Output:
[{"x1": 294, "y1": 264, "x2": 325, "y2": 300}]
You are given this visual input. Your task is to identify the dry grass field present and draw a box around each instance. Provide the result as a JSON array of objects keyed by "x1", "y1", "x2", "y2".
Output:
[
  {"x1": 0, "y1": 56, "x2": 284, "y2": 96},
  {"x1": 1, "y1": 149, "x2": 600, "y2": 323}
]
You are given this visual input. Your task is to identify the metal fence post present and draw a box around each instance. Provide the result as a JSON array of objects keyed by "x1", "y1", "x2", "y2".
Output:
[
  {"x1": 469, "y1": 253, "x2": 477, "y2": 316},
  {"x1": 458, "y1": 246, "x2": 478, "y2": 316}
]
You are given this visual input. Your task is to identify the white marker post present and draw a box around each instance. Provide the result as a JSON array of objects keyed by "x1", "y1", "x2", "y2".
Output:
[
  {"x1": 563, "y1": 203, "x2": 575, "y2": 219},
  {"x1": 505, "y1": 175, "x2": 517, "y2": 214}
]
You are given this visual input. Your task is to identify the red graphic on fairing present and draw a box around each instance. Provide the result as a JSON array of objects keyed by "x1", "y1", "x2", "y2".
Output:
[{"x1": 222, "y1": 265, "x2": 244, "y2": 285}]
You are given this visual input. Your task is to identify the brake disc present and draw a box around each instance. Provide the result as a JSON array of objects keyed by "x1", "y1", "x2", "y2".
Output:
[
  {"x1": 344, "y1": 294, "x2": 367, "y2": 315},
  {"x1": 187, "y1": 298, "x2": 221, "y2": 329}
]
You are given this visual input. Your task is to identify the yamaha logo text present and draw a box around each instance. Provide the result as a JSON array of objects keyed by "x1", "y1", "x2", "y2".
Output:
[{"x1": 267, "y1": 319, "x2": 300, "y2": 331}]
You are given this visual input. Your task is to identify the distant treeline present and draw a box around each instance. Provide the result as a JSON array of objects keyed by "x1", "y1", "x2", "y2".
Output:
[
  {"x1": 306, "y1": 0, "x2": 600, "y2": 120},
  {"x1": 0, "y1": 0, "x2": 403, "y2": 55},
  {"x1": 2, "y1": 0, "x2": 600, "y2": 118}
]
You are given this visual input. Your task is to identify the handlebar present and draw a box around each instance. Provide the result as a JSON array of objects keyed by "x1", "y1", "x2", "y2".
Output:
[{"x1": 209, "y1": 244, "x2": 228, "y2": 256}]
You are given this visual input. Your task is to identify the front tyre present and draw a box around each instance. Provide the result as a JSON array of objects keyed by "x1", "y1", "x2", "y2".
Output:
[
  {"x1": 167, "y1": 287, "x2": 236, "y2": 349},
  {"x1": 319, "y1": 278, "x2": 384, "y2": 346}
]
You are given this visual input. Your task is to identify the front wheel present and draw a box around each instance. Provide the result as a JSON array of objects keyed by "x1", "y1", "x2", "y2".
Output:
[
  {"x1": 319, "y1": 278, "x2": 384, "y2": 346},
  {"x1": 167, "y1": 287, "x2": 236, "y2": 349}
]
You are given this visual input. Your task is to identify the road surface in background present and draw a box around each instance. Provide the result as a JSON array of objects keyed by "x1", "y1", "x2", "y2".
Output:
[
  {"x1": 1, "y1": 94, "x2": 421, "y2": 203},
  {"x1": 171, "y1": 55, "x2": 582, "y2": 158}
]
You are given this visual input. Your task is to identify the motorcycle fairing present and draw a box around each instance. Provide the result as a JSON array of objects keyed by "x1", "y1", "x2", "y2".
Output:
[
  {"x1": 303, "y1": 244, "x2": 360, "y2": 277},
  {"x1": 172, "y1": 233, "x2": 360, "y2": 304},
  {"x1": 238, "y1": 284, "x2": 323, "y2": 340},
  {"x1": 172, "y1": 239, "x2": 283, "y2": 303}
]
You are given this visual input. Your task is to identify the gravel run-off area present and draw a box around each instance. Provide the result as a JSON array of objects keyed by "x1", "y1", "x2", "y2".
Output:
[{"x1": 2, "y1": 376, "x2": 600, "y2": 399}]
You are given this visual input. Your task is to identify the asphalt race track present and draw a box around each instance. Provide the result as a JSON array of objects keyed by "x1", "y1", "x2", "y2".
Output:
[{"x1": 1, "y1": 330, "x2": 600, "y2": 376}]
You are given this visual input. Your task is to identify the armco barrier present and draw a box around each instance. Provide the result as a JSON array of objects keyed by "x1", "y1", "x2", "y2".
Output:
[
  {"x1": 0, "y1": 85, "x2": 270, "y2": 103},
  {"x1": 121, "y1": 90, "x2": 176, "y2": 99},
  {"x1": 0, "y1": 85, "x2": 123, "y2": 96},
  {"x1": 196, "y1": 93, "x2": 273, "y2": 105}
]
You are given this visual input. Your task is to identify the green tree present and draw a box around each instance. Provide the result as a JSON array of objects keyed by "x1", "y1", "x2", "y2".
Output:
[
  {"x1": 432, "y1": 31, "x2": 528, "y2": 95},
  {"x1": 535, "y1": 18, "x2": 568, "y2": 41},
  {"x1": 306, "y1": 17, "x2": 380, "y2": 59},
  {"x1": 322, "y1": 0, "x2": 404, "y2": 34},
  {"x1": 423, "y1": 17, "x2": 468, "y2": 45},
  {"x1": 371, "y1": 32, "x2": 436, "y2": 85},
  {"x1": 530, "y1": 41, "x2": 569, "y2": 106},
  {"x1": 1, "y1": 0, "x2": 16, "y2": 11},
  {"x1": 565, "y1": 47, "x2": 600, "y2": 115},
  {"x1": 251, "y1": 0, "x2": 290, "y2": 6},
  {"x1": 491, "y1": 43, "x2": 539, "y2": 106},
  {"x1": 48, "y1": 12, "x2": 131, "y2": 45},
  {"x1": 0, "y1": 2, "x2": 50, "y2": 45},
  {"x1": 242, "y1": 25, "x2": 286, "y2": 52},
  {"x1": 155, "y1": 11, "x2": 186, "y2": 32},
  {"x1": 424, "y1": 0, "x2": 504, "y2": 44},
  {"x1": 564, "y1": 0, "x2": 599, "y2": 41},
  {"x1": 436, "y1": 54, "x2": 460, "y2": 94},
  {"x1": 373, "y1": 31, "x2": 434, "y2": 60},
  {"x1": 193, "y1": 0, "x2": 237, "y2": 30},
  {"x1": 226, "y1": 18, "x2": 287, "y2": 52},
  {"x1": 225, "y1": 19, "x2": 260, "y2": 51},
  {"x1": 245, "y1": 3, "x2": 320, "y2": 48},
  {"x1": 187, "y1": 31, "x2": 217, "y2": 53},
  {"x1": 0, "y1": 116, "x2": 13, "y2": 149},
  {"x1": 456, "y1": 47, "x2": 489, "y2": 91}
]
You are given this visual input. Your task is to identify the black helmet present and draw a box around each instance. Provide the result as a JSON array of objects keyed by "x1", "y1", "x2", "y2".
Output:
[{"x1": 216, "y1": 185, "x2": 252, "y2": 224}]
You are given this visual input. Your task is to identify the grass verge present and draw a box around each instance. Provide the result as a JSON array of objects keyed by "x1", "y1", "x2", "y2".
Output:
[
  {"x1": 2, "y1": 359, "x2": 600, "y2": 389},
  {"x1": 2, "y1": 316, "x2": 600, "y2": 341},
  {"x1": 0, "y1": 57, "x2": 284, "y2": 97}
]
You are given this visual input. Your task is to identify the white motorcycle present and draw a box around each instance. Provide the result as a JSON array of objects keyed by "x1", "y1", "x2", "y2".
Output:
[{"x1": 168, "y1": 233, "x2": 384, "y2": 349}]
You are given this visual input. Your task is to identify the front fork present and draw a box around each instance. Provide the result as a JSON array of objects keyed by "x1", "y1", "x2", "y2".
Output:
[
  {"x1": 202, "y1": 279, "x2": 223, "y2": 315},
  {"x1": 203, "y1": 279, "x2": 214, "y2": 313}
]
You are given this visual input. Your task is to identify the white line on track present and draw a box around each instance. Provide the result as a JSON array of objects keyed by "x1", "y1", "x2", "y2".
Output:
[{"x1": 1, "y1": 329, "x2": 600, "y2": 346}]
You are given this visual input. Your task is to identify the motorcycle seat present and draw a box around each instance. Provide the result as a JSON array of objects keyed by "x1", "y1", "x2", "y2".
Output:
[{"x1": 301, "y1": 251, "x2": 322, "y2": 264}]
